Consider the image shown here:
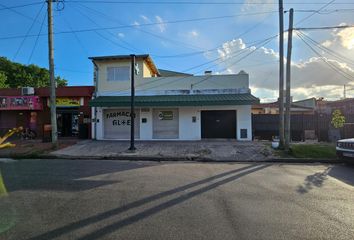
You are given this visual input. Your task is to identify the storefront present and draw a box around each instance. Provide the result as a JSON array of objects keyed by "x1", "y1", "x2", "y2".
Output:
[
  {"x1": 90, "y1": 94, "x2": 258, "y2": 141},
  {"x1": 0, "y1": 95, "x2": 43, "y2": 135},
  {"x1": 0, "y1": 86, "x2": 94, "y2": 139}
]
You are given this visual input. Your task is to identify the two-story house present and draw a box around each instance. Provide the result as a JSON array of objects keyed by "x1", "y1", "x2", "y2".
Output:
[{"x1": 89, "y1": 54, "x2": 259, "y2": 141}]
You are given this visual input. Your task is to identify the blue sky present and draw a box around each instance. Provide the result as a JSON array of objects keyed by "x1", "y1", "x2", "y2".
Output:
[{"x1": 1, "y1": 0, "x2": 353, "y2": 101}]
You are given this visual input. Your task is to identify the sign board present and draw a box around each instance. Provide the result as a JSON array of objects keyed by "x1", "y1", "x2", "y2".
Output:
[
  {"x1": 158, "y1": 111, "x2": 173, "y2": 120},
  {"x1": 103, "y1": 109, "x2": 140, "y2": 139},
  {"x1": 0, "y1": 96, "x2": 42, "y2": 110},
  {"x1": 48, "y1": 97, "x2": 81, "y2": 107}
]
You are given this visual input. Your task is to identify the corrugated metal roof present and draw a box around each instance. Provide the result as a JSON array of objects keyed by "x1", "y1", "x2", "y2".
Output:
[{"x1": 89, "y1": 94, "x2": 259, "y2": 107}]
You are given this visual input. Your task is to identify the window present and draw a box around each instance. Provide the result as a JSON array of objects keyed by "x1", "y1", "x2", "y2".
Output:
[{"x1": 107, "y1": 67, "x2": 130, "y2": 81}]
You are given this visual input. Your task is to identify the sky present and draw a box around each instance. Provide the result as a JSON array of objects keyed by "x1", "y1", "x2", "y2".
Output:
[{"x1": 0, "y1": 0, "x2": 353, "y2": 102}]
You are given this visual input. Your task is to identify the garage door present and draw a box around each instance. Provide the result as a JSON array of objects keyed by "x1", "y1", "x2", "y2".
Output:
[
  {"x1": 153, "y1": 108, "x2": 179, "y2": 139},
  {"x1": 103, "y1": 109, "x2": 140, "y2": 139},
  {"x1": 201, "y1": 110, "x2": 236, "y2": 138}
]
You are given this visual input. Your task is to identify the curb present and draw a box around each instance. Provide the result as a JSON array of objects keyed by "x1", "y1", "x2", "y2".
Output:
[{"x1": 0, "y1": 154, "x2": 346, "y2": 164}]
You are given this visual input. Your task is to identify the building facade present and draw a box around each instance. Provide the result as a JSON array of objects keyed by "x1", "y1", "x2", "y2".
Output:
[
  {"x1": 89, "y1": 55, "x2": 259, "y2": 141},
  {"x1": 0, "y1": 86, "x2": 94, "y2": 138}
]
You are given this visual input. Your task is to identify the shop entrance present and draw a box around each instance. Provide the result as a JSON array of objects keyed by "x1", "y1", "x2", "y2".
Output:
[{"x1": 57, "y1": 109, "x2": 79, "y2": 137}]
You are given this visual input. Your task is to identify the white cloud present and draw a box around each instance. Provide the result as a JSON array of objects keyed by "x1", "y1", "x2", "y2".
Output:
[
  {"x1": 118, "y1": 33, "x2": 125, "y2": 38},
  {"x1": 241, "y1": 0, "x2": 276, "y2": 14},
  {"x1": 321, "y1": 24, "x2": 354, "y2": 50},
  {"x1": 213, "y1": 37, "x2": 354, "y2": 101},
  {"x1": 140, "y1": 15, "x2": 151, "y2": 23},
  {"x1": 132, "y1": 21, "x2": 140, "y2": 27},
  {"x1": 155, "y1": 15, "x2": 166, "y2": 33},
  {"x1": 337, "y1": 27, "x2": 354, "y2": 50},
  {"x1": 189, "y1": 30, "x2": 199, "y2": 38}
]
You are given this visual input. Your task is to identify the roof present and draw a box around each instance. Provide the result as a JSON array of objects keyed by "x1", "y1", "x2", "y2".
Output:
[
  {"x1": 89, "y1": 93, "x2": 259, "y2": 107},
  {"x1": 158, "y1": 69, "x2": 193, "y2": 77},
  {"x1": 0, "y1": 86, "x2": 94, "y2": 97},
  {"x1": 88, "y1": 54, "x2": 160, "y2": 76}
]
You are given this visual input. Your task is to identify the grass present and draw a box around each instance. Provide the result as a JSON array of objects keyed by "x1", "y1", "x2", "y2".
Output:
[{"x1": 289, "y1": 143, "x2": 337, "y2": 159}]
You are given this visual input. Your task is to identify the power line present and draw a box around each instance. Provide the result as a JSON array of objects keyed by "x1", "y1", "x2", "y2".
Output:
[
  {"x1": 132, "y1": 34, "x2": 278, "y2": 92},
  {"x1": 74, "y1": 3, "x2": 141, "y2": 52},
  {"x1": 295, "y1": 0, "x2": 336, "y2": 26},
  {"x1": 28, "y1": 11, "x2": 47, "y2": 64},
  {"x1": 297, "y1": 31, "x2": 354, "y2": 66},
  {"x1": 294, "y1": 25, "x2": 354, "y2": 31},
  {"x1": 13, "y1": 3, "x2": 45, "y2": 61},
  {"x1": 71, "y1": 4, "x2": 139, "y2": 52},
  {"x1": 0, "y1": 10, "x2": 278, "y2": 40},
  {"x1": 0, "y1": 1, "x2": 43, "y2": 11},
  {"x1": 297, "y1": 31, "x2": 354, "y2": 82},
  {"x1": 66, "y1": 1, "x2": 354, "y2": 5},
  {"x1": 0, "y1": 2, "x2": 42, "y2": 22}
]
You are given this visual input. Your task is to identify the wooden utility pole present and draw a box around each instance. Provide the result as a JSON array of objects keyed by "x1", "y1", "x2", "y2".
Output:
[
  {"x1": 129, "y1": 54, "x2": 136, "y2": 151},
  {"x1": 285, "y1": 8, "x2": 294, "y2": 151},
  {"x1": 47, "y1": 0, "x2": 58, "y2": 147},
  {"x1": 278, "y1": 0, "x2": 285, "y2": 148}
]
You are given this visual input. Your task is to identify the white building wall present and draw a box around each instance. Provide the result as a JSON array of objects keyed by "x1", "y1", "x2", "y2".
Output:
[
  {"x1": 140, "y1": 108, "x2": 153, "y2": 140},
  {"x1": 179, "y1": 108, "x2": 201, "y2": 140},
  {"x1": 93, "y1": 105, "x2": 252, "y2": 141}
]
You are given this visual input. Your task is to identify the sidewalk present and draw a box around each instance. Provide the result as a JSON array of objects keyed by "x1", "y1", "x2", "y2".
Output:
[
  {"x1": 50, "y1": 140, "x2": 274, "y2": 161},
  {"x1": 0, "y1": 138, "x2": 78, "y2": 159}
]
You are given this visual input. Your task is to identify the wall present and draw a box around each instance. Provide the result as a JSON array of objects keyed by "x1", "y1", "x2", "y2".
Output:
[
  {"x1": 94, "y1": 105, "x2": 252, "y2": 141},
  {"x1": 96, "y1": 59, "x2": 155, "y2": 95}
]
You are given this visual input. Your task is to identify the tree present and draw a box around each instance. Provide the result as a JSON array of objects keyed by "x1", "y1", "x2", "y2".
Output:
[
  {"x1": 331, "y1": 109, "x2": 346, "y2": 129},
  {"x1": 0, "y1": 72, "x2": 9, "y2": 88},
  {"x1": 0, "y1": 57, "x2": 67, "y2": 88}
]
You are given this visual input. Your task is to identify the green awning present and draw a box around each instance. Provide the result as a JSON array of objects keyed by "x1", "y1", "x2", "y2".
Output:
[{"x1": 89, "y1": 94, "x2": 259, "y2": 107}]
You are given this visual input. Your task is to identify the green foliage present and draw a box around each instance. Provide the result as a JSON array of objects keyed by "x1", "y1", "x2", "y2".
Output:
[
  {"x1": 0, "y1": 57, "x2": 67, "y2": 88},
  {"x1": 290, "y1": 144, "x2": 337, "y2": 159},
  {"x1": 331, "y1": 109, "x2": 346, "y2": 129},
  {"x1": 0, "y1": 72, "x2": 9, "y2": 88}
]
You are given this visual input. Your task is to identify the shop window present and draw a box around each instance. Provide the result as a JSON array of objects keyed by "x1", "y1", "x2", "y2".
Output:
[{"x1": 107, "y1": 66, "x2": 130, "y2": 81}]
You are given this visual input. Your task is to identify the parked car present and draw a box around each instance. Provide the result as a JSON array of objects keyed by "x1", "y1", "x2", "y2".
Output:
[{"x1": 336, "y1": 138, "x2": 354, "y2": 159}]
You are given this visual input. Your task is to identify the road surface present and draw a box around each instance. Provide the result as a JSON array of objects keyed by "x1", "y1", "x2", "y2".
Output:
[{"x1": 0, "y1": 159, "x2": 354, "y2": 240}]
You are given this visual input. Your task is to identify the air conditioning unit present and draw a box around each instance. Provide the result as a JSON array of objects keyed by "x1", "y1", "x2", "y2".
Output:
[{"x1": 22, "y1": 87, "x2": 35, "y2": 96}]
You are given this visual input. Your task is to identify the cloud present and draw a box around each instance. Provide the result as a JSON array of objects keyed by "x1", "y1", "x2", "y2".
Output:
[
  {"x1": 337, "y1": 27, "x2": 354, "y2": 50},
  {"x1": 213, "y1": 37, "x2": 354, "y2": 101},
  {"x1": 189, "y1": 30, "x2": 199, "y2": 38},
  {"x1": 241, "y1": 0, "x2": 276, "y2": 14},
  {"x1": 155, "y1": 15, "x2": 166, "y2": 33},
  {"x1": 118, "y1": 33, "x2": 125, "y2": 38},
  {"x1": 321, "y1": 24, "x2": 354, "y2": 50},
  {"x1": 140, "y1": 15, "x2": 151, "y2": 23},
  {"x1": 132, "y1": 21, "x2": 140, "y2": 27}
]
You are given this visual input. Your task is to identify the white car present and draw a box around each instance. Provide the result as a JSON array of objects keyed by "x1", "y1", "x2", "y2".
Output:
[{"x1": 336, "y1": 138, "x2": 354, "y2": 158}]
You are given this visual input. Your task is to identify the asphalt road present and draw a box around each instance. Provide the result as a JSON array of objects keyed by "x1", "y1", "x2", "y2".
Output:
[{"x1": 0, "y1": 159, "x2": 354, "y2": 240}]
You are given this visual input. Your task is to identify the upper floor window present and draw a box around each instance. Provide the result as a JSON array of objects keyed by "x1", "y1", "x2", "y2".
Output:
[{"x1": 107, "y1": 66, "x2": 130, "y2": 81}]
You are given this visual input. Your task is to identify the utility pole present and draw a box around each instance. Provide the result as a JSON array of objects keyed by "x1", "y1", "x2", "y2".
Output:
[
  {"x1": 278, "y1": 0, "x2": 285, "y2": 148},
  {"x1": 129, "y1": 54, "x2": 136, "y2": 151},
  {"x1": 47, "y1": 0, "x2": 58, "y2": 147},
  {"x1": 285, "y1": 8, "x2": 294, "y2": 151},
  {"x1": 343, "y1": 84, "x2": 346, "y2": 99}
]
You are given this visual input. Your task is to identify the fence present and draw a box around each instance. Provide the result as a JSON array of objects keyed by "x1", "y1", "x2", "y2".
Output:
[{"x1": 252, "y1": 113, "x2": 354, "y2": 142}]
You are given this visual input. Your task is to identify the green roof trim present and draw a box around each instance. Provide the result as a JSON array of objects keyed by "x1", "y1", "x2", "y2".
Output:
[{"x1": 89, "y1": 94, "x2": 259, "y2": 107}]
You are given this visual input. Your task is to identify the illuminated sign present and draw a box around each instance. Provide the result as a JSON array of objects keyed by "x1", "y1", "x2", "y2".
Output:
[{"x1": 0, "y1": 96, "x2": 42, "y2": 110}]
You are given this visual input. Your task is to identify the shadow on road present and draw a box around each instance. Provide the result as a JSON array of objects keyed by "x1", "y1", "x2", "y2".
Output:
[
  {"x1": 27, "y1": 163, "x2": 269, "y2": 240},
  {"x1": 297, "y1": 164, "x2": 354, "y2": 194},
  {"x1": 0, "y1": 160, "x2": 156, "y2": 192}
]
